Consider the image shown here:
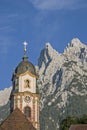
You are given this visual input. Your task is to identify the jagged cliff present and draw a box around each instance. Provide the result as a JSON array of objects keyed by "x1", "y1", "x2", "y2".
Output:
[
  {"x1": 37, "y1": 38, "x2": 87, "y2": 130},
  {"x1": 0, "y1": 38, "x2": 87, "y2": 130}
]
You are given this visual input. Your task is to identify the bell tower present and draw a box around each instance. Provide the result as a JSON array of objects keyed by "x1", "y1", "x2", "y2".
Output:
[{"x1": 10, "y1": 42, "x2": 40, "y2": 130}]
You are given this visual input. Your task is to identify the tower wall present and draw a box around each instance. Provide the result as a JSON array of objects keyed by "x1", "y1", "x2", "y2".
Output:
[{"x1": 10, "y1": 59, "x2": 40, "y2": 130}]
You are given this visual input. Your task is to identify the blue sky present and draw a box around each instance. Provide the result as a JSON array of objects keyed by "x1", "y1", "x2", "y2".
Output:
[{"x1": 0, "y1": 0, "x2": 87, "y2": 89}]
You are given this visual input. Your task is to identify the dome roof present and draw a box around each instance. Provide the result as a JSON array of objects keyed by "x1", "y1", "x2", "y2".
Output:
[{"x1": 15, "y1": 56, "x2": 36, "y2": 76}]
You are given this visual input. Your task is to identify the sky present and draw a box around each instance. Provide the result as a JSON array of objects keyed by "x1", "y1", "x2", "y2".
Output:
[{"x1": 0, "y1": 0, "x2": 87, "y2": 90}]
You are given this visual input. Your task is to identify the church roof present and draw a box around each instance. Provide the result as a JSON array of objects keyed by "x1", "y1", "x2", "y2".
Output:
[
  {"x1": 0, "y1": 108, "x2": 36, "y2": 130},
  {"x1": 11, "y1": 55, "x2": 36, "y2": 80},
  {"x1": 15, "y1": 59, "x2": 36, "y2": 76},
  {"x1": 12, "y1": 42, "x2": 37, "y2": 78},
  {"x1": 69, "y1": 124, "x2": 87, "y2": 130}
]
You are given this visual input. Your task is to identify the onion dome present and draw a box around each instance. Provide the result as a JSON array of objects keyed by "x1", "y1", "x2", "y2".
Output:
[
  {"x1": 15, "y1": 56, "x2": 36, "y2": 75},
  {"x1": 13, "y1": 41, "x2": 36, "y2": 76}
]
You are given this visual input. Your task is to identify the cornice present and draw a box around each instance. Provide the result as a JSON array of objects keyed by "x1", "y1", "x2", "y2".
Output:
[
  {"x1": 13, "y1": 91, "x2": 40, "y2": 98},
  {"x1": 16, "y1": 71, "x2": 37, "y2": 78}
]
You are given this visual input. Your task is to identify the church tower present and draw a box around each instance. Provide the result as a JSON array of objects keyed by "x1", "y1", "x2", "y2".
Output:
[{"x1": 10, "y1": 42, "x2": 40, "y2": 130}]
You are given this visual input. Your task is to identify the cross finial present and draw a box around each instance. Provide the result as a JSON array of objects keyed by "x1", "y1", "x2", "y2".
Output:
[{"x1": 23, "y1": 41, "x2": 28, "y2": 54}]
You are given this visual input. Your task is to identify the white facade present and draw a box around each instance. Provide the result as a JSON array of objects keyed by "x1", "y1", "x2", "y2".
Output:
[
  {"x1": 11, "y1": 70, "x2": 40, "y2": 130},
  {"x1": 18, "y1": 72, "x2": 36, "y2": 93}
]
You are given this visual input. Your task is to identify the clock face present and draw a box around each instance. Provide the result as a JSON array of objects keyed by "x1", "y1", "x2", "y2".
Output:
[{"x1": 24, "y1": 96, "x2": 31, "y2": 103}]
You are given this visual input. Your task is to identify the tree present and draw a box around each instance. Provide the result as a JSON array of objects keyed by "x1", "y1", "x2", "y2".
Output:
[{"x1": 60, "y1": 116, "x2": 79, "y2": 130}]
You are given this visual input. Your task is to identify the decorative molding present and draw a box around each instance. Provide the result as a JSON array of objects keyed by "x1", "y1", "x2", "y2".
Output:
[
  {"x1": 13, "y1": 91, "x2": 39, "y2": 97},
  {"x1": 33, "y1": 97, "x2": 35, "y2": 122},
  {"x1": 20, "y1": 95, "x2": 22, "y2": 111},
  {"x1": 16, "y1": 71, "x2": 37, "y2": 78}
]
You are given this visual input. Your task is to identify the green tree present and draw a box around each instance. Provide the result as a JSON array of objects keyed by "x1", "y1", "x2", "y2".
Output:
[{"x1": 60, "y1": 117, "x2": 79, "y2": 130}]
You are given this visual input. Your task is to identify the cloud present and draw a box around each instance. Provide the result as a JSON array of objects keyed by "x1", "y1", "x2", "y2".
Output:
[
  {"x1": 0, "y1": 26, "x2": 10, "y2": 31},
  {"x1": 0, "y1": 26, "x2": 15, "y2": 33},
  {"x1": 0, "y1": 13, "x2": 26, "y2": 54},
  {"x1": 0, "y1": 14, "x2": 17, "y2": 54},
  {"x1": 0, "y1": 36, "x2": 13, "y2": 54},
  {"x1": 29, "y1": 0, "x2": 87, "y2": 10}
]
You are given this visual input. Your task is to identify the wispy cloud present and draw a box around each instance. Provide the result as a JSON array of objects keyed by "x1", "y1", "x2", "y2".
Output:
[
  {"x1": 0, "y1": 26, "x2": 10, "y2": 31},
  {"x1": 0, "y1": 14, "x2": 17, "y2": 54},
  {"x1": 29, "y1": 0, "x2": 87, "y2": 10},
  {"x1": 0, "y1": 26, "x2": 15, "y2": 33},
  {"x1": 0, "y1": 36, "x2": 13, "y2": 54},
  {"x1": 0, "y1": 13, "x2": 26, "y2": 54}
]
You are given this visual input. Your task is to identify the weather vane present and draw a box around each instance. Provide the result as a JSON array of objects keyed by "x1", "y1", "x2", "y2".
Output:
[{"x1": 23, "y1": 41, "x2": 28, "y2": 54}]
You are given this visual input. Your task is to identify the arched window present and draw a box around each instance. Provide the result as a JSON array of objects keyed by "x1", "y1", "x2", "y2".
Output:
[
  {"x1": 24, "y1": 79, "x2": 30, "y2": 88},
  {"x1": 24, "y1": 106, "x2": 31, "y2": 118}
]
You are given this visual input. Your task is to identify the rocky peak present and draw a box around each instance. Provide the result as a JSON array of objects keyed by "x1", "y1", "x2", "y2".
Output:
[
  {"x1": 63, "y1": 38, "x2": 87, "y2": 63},
  {"x1": 0, "y1": 38, "x2": 87, "y2": 130},
  {"x1": 0, "y1": 87, "x2": 12, "y2": 106},
  {"x1": 69, "y1": 38, "x2": 83, "y2": 47},
  {"x1": 38, "y1": 42, "x2": 62, "y2": 75}
]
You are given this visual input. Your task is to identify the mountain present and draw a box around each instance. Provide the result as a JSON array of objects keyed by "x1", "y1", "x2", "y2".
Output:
[
  {"x1": 37, "y1": 38, "x2": 87, "y2": 130},
  {"x1": 0, "y1": 38, "x2": 87, "y2": 130},
  {"x1": 0, "y1": 87, "x2": 12, "y2": 123}
]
